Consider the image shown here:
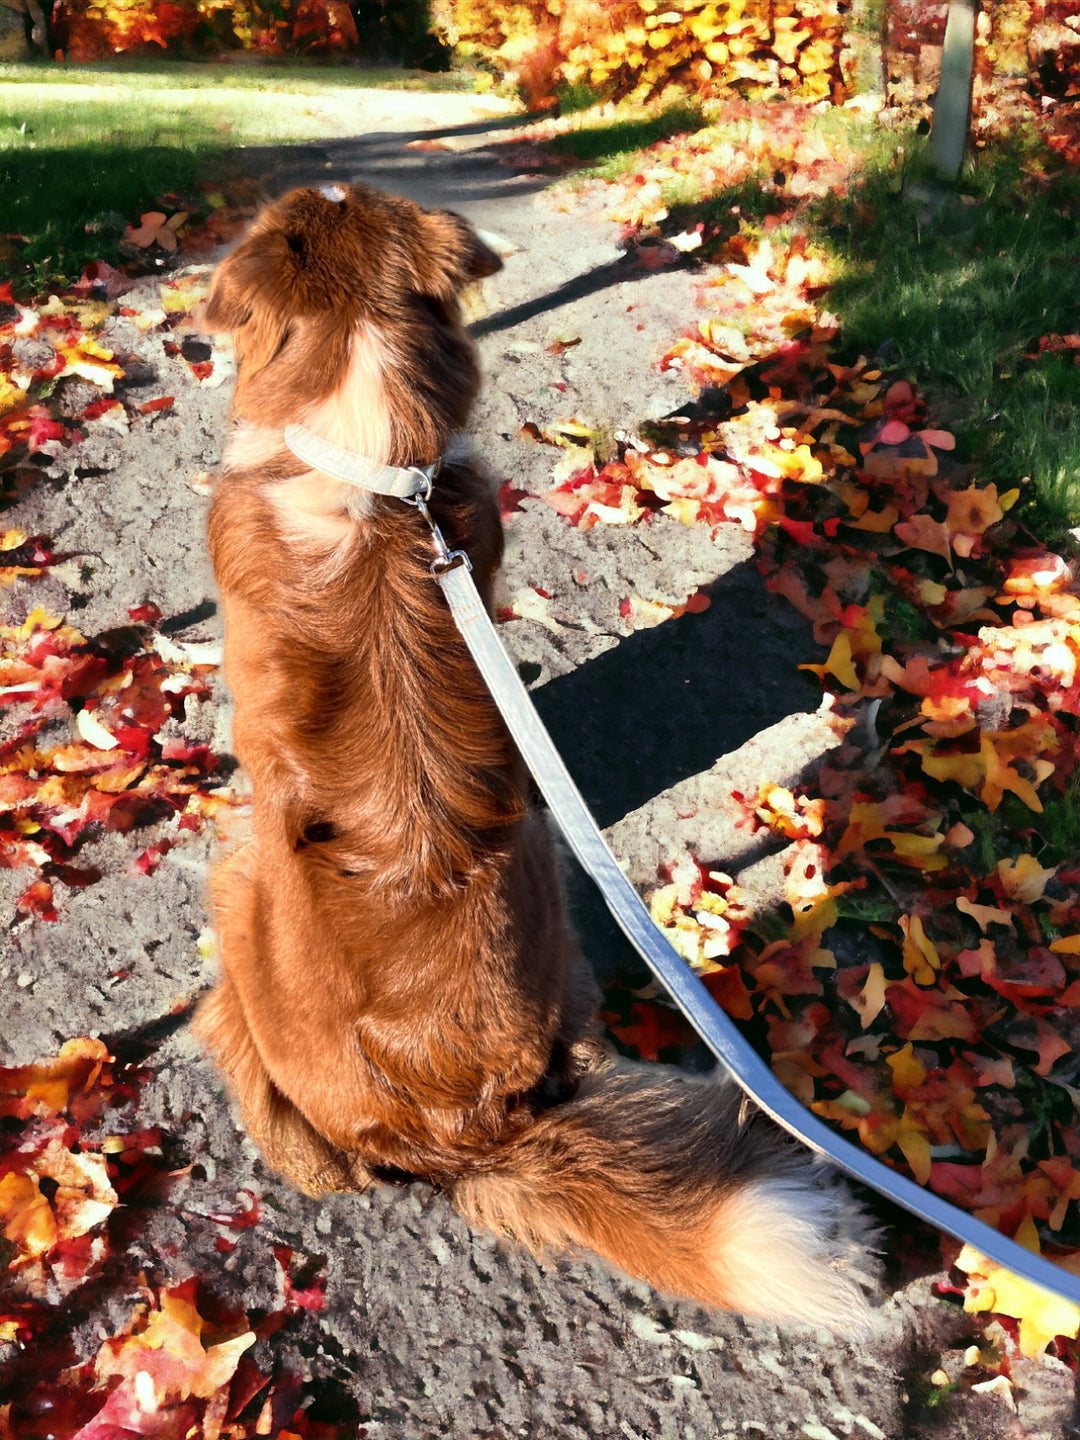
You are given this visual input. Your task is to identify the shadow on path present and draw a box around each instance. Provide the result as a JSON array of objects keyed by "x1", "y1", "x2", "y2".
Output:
[
  {"x1": 469, "y1": 250, "x2": 682, "y2": 337},
  {"x1": 224, "y1": 112, "x2": 551, "y2": 212},
  {"x1": 532, "y1": 558, "x2": 823, "y2": 983},
  {"x1": 533, "y1": 556, "x2": 822, "y2": 830}
]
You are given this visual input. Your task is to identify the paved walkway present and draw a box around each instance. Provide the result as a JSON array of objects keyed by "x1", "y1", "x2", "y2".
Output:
[{"x1": 4, "y1": 91, "x2": 1076, "y2": 1438}]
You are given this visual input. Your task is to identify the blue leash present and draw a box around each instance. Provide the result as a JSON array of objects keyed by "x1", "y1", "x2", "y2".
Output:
[
  {"x1": 434, "y1": 554, "x2": 1080, "y2": 1313},
  {"x1": 281, "y1": 418, "x2": 1080, "y2": 1311}
]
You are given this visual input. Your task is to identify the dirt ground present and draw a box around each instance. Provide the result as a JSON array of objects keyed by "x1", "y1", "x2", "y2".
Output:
[{"x1": 2, "y1": 92, "x2": 1078, "y2": 1438}]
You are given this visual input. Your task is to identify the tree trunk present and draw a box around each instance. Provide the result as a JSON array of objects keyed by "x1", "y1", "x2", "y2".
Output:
[
  {"x1": 929, "y1": 0, "x2": 977, "y2": 181},
  {"x1": 19, "y1": 0, "x2": 52, "y2": 54}
]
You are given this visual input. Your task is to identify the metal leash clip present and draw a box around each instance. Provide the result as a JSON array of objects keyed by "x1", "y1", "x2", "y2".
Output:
[{"x1": 407, "y1": 487, "x2": 472, "y2": 578}]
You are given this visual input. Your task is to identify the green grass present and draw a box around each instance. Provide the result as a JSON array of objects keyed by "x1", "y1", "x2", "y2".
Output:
[
  {"x1": 0, "y1": 60, "x2": 484, "y2": 291},
  {"x1": 811, "y1": 138, "x2": 1080, "y2": 534},
  {"x1": 1007, "y1": 774, "x2": 1080, "y2": 869},
  {"x1": 2, "y1": 137, "x2": 208, "y2": 291},
  {"x1": 0, "y1": 58, "x2": 478, "y2": 93}
]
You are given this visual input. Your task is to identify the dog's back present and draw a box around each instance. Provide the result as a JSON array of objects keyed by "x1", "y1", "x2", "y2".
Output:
[{"x1": 200, "y1": 183, "x2": 873, "y2": 1329}]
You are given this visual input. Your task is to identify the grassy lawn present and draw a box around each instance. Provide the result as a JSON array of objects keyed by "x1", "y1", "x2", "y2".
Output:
[
  {"x1": 0, "y1": 57, "x2": 478, "y2": 94},
  {"x1": 0, "y1": 59, "x2": 480, "y2": 291},
  {"x1": 813, "y1": 140, "x2": 1080, "y2": 538}
]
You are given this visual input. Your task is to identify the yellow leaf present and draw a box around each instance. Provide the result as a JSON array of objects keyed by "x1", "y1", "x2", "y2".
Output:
[
  {"x1": 900, "y1": 913, "x2": 940, "y2": 986},
  {"x1": 997, "y1": 854, "x2": 1056, "y2": 904},
  {"x1": 852, "y1": 961, "x2": 887, "y2": 1028},
  {"x1": 789, "y1": 895, "x2": 838, "y2": 942},
  {"x1": 887, "y1": 1043, "x2": 928, "y2": 1091},
  {"x1": 777, "y1": 443, "x2": 824, "y2": 484},
  {"x1": 772, "y1": 20, "x2": 809, "y2": 65},
  {"x1": 798, "y1": 36, "x2": 837, "y2": 75},
  {"x1": 957, "y1": 1222, "x2": 1080, "y2": 1358},
  {"x1": 848, "y1": 503, "x2": 900, "y2": 533},
  {"x1": 160, "y1": 274, "x2": 211, "y2": 315},
  {"x1": 897, "y1": 733, "x2": 1046, "y2": 813},
  {"x1": 884, "y1": 829, "x2": 948, "y2": 870},
  {"x1": 801, "y1": 630, "x2": 859, "y2": 690},
  {"x1": 0, "y1": 377, "x2": 29, "y2": 411},
  {"x1": 916, "y1": 579, "x2": 948, "y2": 606},
  {"x1": 663, "y1": 497, "x2": 702, "y2": 525},
  {"x1": 897, "y1": 1124, "x2": 932, "y2": 1185}
]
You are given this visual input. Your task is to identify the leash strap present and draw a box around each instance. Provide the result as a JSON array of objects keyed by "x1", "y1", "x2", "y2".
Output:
[{"x1": 434, "y1": 555, "x2": 1080, "y2": 1309}]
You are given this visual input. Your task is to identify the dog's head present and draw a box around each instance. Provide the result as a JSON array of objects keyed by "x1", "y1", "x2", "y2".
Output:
[{"x1": 205, "y1": 182, "x2": 502, "y2": 444}]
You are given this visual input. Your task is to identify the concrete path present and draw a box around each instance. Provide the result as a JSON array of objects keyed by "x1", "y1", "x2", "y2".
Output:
[{"x1": 3, "y1": 90, "x2": 1077, "y2": 1439}]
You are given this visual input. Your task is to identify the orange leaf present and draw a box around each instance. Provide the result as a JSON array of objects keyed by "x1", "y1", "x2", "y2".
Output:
[
  {"x1": 0, "y1": 1172, "x2": 57, "y2": 1256},
  {"x1": 124, "y1": 211, "x2": 168, "y2": 247},
  {"x1": 893, "y1": 514, "x2": 952, "y2": 562}
]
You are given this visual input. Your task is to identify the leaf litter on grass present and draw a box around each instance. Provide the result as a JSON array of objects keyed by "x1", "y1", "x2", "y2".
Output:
[{"x1": 505, "y1": 174, "x2": 1080, "y2": 1364}]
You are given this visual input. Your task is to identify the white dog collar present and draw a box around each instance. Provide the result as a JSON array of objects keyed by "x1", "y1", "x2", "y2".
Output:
[{"x1": 284, "y1": 424, "x2": 440, "y2": 500}]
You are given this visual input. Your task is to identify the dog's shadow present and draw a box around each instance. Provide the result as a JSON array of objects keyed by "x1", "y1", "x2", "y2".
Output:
[
  {"x1": 225, "y1": 114, "x2": 553, "y2": 214},
  {"x1": 528, "y1": 556, "x2": 824, "y2": 983}
]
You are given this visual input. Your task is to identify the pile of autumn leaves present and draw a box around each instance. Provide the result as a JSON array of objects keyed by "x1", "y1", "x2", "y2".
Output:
[
  {"x1": 0, "y1": 272, "x2": 241, "y2": 925},
  {"x1": 0, "y1": 1043, "x2": 334, "y2": 1439},
  {"x1": 519, "y1": 224, "x2": 1080, "y2": 1357}
]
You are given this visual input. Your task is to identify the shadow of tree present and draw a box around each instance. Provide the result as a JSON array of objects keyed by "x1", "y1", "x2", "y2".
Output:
[
  {"x1": 532, "y1": 557, "x2": 821, "y2": 829},
  {"x1": 540, "y1": 100, "x2": 706, "y2": 167}
]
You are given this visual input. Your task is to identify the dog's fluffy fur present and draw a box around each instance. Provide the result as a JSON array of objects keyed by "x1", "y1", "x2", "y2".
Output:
[{"x1": 198, "y1": 182, "x2": 872, "y2": 1328}]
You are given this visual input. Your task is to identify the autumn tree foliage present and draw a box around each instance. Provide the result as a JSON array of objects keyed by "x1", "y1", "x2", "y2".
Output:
[
  {"x1": 6, "y1": 0, "x2": 395, "y2": 59},
  {"x1": 50, "y1": 0, "x2": 360, "y2": 60},
  {"x1": 8, "y1": 0, "x2": 1078, "y2": 117},
  {"x1": 432, "y1": 0, "x2": 1079, "y2": 117},
  {"x1": 434, "y1": 0, "x2": 853, "y2": 108},
  {"x1": 885, "y1": 2, "x2": 1080, "y2": 124}
]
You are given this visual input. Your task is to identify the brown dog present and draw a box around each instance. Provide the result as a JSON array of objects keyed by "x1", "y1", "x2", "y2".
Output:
[{"x1": 198, "y1": 181, "x2": 871, "y2": 1328}]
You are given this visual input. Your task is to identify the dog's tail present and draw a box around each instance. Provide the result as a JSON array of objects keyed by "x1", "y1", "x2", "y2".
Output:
[{"x1": 453, "y1": 1060, "x2": 874, "y2": 1330}]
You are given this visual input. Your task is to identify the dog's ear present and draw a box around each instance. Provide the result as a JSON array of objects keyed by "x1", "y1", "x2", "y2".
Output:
[
  {"x1": 204, "y1": 253, "x2": 255, "y2": 334},
  {"x1": 419, "y1": 211, "x2": 503, "y2": 299},
  {"x1": 204, "y1": 234, "x2": 295, "y2": 376}
]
